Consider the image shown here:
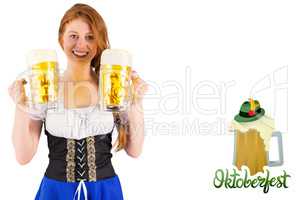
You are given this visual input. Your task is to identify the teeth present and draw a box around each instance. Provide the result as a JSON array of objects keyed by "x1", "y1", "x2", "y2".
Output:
[{"x1": 73, "y1": 50, "x2": 88, "y2": 57}]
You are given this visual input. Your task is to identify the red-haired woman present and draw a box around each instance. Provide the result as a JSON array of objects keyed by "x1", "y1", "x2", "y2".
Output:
[{"x1": 8, "y1": 3, "x2": 148, "y2": 200}]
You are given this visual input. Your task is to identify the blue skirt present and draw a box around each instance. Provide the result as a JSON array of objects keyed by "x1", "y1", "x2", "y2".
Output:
[{"x1": 35, "y1": 175, "x2": 124, "y2": 200}]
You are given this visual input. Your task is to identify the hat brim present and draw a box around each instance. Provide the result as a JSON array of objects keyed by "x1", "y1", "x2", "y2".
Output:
[{"x1": 234, "y1": 108, "x2": 265, "y2": 123}]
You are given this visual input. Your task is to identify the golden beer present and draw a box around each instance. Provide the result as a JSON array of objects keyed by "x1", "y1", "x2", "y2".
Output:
[
  {"x1": 25, "y1": 50, "x2": 59, "y2": 106},
  {"x1": 100, "y1": 64, "x2": 132, "y2": 111},
  {"x1": 234, "y1": 129, "x2": 268, "y2": 175},
  {"x1": 29, "y1": 61, "x2": 59, "y2": 104},
  {"x1": 99, "y1": 49, "x2": 133, "y2": 112}
]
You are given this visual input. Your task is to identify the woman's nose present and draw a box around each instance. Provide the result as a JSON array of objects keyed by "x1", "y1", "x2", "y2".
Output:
[{"x1": 75, "y1": 37, "x2": 87, "y2": 49}]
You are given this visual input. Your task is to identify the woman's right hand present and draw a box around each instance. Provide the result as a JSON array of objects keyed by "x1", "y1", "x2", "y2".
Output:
[{"x1": 8, "y1": 79, "x2": 27, "y2": 106}]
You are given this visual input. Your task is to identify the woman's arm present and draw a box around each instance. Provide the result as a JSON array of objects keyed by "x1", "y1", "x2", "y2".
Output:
[
  {"x1": 123, "y1": 71, "x2": 148, "y2": 158},
  {"x1": 9, "y1": 80, "x2": 43, "y2": 165},
  {"x1": 124, "y1": 102, "x2": 145, "y2": 158},
  {"x1": 12, "y1": 107, "x2": 43, "y2": 165}
]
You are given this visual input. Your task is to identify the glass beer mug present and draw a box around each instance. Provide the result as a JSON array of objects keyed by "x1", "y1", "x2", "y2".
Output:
[
  {"x1": 22, "y1": 49, "x2": 59, "y2": 110},
  {"x1": 232, "y1": 129, "x2": 284, "y2": 175},
  {"x1": 99, "y1": 49, "x2": 133, "y2": 112}
]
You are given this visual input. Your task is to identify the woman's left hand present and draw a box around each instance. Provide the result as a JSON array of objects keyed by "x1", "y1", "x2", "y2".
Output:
[{"x1": 131, "y1": 70, "x2": 148, "y2": 105}]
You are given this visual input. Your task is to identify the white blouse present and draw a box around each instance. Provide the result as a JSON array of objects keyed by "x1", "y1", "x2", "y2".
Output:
[{"x1": 28, "y1": 81, "x2": 115, "y2": 140}]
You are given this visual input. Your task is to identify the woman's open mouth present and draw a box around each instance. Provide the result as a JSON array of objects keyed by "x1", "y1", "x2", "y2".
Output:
[{"x1": 72, "y1": 50, "x2": 89, "y2": 58}]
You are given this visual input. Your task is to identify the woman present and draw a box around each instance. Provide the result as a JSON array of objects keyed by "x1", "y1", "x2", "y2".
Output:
[{"x1": 8, "y1": 3, "x2": 148, "y2": 200}]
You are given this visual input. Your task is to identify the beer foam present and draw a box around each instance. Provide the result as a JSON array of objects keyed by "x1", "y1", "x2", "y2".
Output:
[
  {"x1": 26, "y1": 49, "x2": 57, "y2": 66},
  {"x1": 231, "y1": 116, "x2": 275, "y2": 151},
  {"x1": 101, "y1": 49, "x2": 132, "y2": 67}
]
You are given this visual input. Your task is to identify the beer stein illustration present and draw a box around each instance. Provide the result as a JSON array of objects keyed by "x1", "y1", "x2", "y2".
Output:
[
  {"x1": 22, "y1": 49, "x2": 59, "y2": 109},
  {"x1": 231, "y1": 99, "x2": 284, "y2": 175},
  {"x1": 99, "y1": 49, "x2": 133, "y2": 112}
]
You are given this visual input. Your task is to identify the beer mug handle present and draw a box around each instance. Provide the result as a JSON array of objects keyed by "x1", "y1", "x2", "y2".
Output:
[
  {"x1": 18, "y1": 70, "x2": 32, "y2": 107},
  {"x1": 129, "y1": 74, "x2": 135, "y2": 105},
  {"x1": 268, "y1": 131, "x2": 284, "y2": 167}
]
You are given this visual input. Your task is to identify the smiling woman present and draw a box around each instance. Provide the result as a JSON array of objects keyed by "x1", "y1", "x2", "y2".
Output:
[
  {"x1": 58, "y1": 4, "x2": 109, "y2": 76},
  {"x1": 60, "y1": 19, "x2": 97, "y2": 62},
  {"x1": 36, "y1": 4, "x2": 125, "y2": 200},
  {"x1": 8, "y1": 3, "x2": 148, "y2": 200}
]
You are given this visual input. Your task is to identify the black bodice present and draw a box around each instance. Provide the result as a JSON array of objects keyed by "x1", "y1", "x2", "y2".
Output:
[{"x1": 44, "y1": 127, "x2": 116, "y2": 182}]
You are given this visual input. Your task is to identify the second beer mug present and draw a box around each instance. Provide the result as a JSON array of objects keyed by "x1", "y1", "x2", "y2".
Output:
[
  {"x1": 22, "y1": 49, "x2": 59, "y2": 109},
  {"x1": 99, "y1": 49, "x2": 133, "y2": 112},
  {"x1": 231, "y1": 99, "x2": 284, "y2": 175}
]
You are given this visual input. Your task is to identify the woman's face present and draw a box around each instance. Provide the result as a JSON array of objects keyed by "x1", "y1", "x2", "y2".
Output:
[{"x1": 61, "y1": 18, "x2": 97, "y2": 65}]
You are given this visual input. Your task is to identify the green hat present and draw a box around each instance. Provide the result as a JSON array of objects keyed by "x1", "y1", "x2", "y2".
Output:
[{"x1": 234, "y1": 99, "x2": 265, "y2": 122}]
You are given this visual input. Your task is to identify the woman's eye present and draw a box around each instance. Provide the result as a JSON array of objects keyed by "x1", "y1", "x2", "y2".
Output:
[
  {"x1": 70, "y1": 34, "x2": 78, "y2": 39},
  {"x1": 86, "y1": 35, "x2": 94, "y2": 41}
]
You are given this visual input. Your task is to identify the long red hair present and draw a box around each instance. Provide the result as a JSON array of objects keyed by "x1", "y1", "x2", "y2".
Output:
[{"x1": 58, "y1": 3, "x2": 127, "y2": 151}]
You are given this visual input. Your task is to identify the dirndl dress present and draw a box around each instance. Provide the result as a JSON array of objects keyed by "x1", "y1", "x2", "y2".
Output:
[{"x1": 30, "y1": 87, "x2": 124, "y2": 200}]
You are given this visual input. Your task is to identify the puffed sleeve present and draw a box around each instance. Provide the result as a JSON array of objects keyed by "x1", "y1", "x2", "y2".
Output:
[{"x1": 28, "y1": 104, "x2": 48, "y2": 121}]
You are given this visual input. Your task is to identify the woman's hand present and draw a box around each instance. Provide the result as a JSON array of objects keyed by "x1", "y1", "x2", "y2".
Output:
[
  {"x1": 131, "y1": 70, "x2": 148, "y2": 105},
  {"x1": 8, "y1": 79, "x2": 27, "y2": 106}
]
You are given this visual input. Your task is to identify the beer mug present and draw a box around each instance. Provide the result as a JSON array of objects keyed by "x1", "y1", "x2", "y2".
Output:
[
  {"x1": 22, "y1": 49, "x2": 59, "y2": 110},
  {"x1": 99, "y1": 49, "x2": 133, "y2": 112},
  {"x1": 232, "y1": 129, "x2": 284, "y2": 175}
]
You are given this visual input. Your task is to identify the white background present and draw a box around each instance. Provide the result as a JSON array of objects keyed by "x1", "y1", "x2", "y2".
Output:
[{"x1": 0, "y1": 0, "x2": 299, "y2": 199}]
